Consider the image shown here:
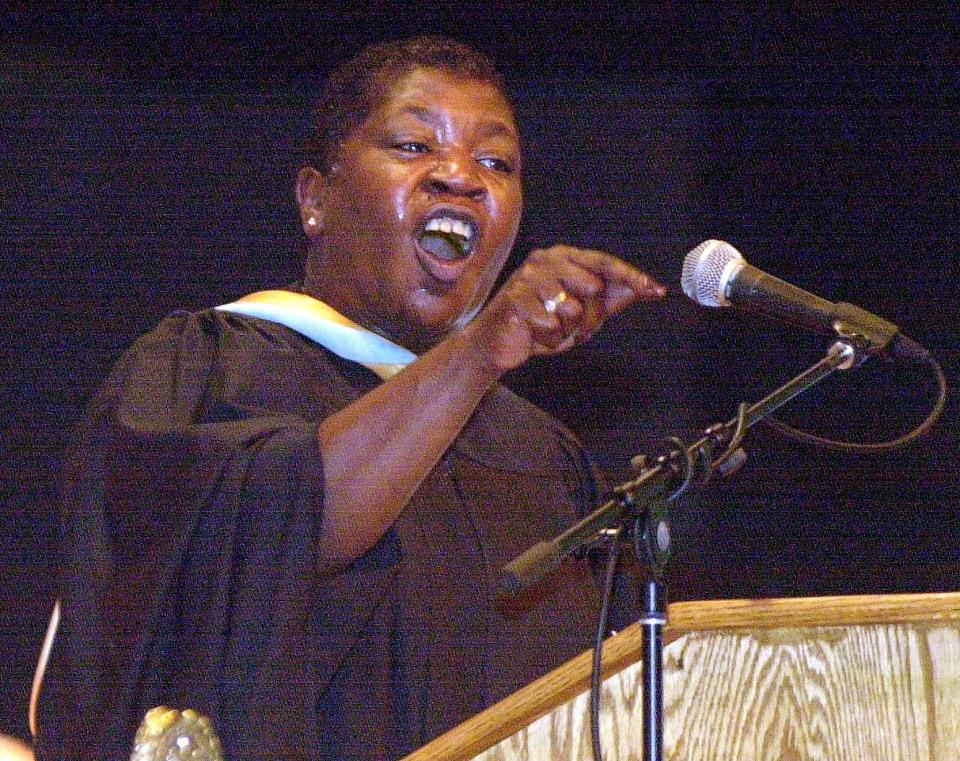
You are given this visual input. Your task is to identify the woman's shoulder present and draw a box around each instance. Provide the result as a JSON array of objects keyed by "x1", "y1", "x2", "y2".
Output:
[
  {"x1": 92, "y1": 303, "x2": 346, "y2": 425},
  {"x1": 109, "y1": 304, "x2": 336, "y2": 389},
  {"x1": 131, "y1": 305, "x2": 315, "y2": 355}
]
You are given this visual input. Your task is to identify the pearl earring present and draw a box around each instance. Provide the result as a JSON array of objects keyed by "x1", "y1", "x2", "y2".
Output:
[{"x1": 307, "y1": 216, "x2": 318, "y2": 227}]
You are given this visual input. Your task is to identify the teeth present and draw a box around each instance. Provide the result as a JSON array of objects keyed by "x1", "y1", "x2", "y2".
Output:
[{"x1": 424, "y1": 216, "x2": 474, "y2": 240}]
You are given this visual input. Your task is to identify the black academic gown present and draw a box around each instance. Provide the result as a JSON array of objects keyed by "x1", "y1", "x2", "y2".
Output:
[{"x1": 39, "y1": 308, "x2": 629, "y2": 761}]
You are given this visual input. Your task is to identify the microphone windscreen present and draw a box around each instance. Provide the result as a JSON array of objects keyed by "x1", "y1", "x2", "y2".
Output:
[{"x1": 681, "y1": 239, "x2": 744, "y2": 307}]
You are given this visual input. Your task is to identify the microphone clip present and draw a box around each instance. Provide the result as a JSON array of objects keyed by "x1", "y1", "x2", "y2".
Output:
[
  {"x1": 828, "y1": 326, "x2": 871, "y2": 370},
  {"x1": 831, "y1": 302, "x2": 899, "y2": 356}
]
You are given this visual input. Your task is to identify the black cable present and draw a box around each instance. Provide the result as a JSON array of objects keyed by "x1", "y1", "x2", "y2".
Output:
[
  {"x1": 591, "y1": 527, "x2": 624, "y2": 761},
  {"x1": 763, "y1": 352, "x2": 949, "y2": 453},
  {"x1": 664, "y1": 436, "x2": 696, "y2": 502},
  {"x1": 712, "y1": 402, "x2": 749, "y2": 474}
]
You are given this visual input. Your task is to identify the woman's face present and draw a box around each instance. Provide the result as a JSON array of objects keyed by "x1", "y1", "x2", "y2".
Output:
[{"x1": 301, "y1": 67, "x2": 523, "y2": 352}]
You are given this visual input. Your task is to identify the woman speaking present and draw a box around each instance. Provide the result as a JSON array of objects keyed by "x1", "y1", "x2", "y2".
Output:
[{"x1": 40, "y1": 35, "x2": 665, "y2": 760}]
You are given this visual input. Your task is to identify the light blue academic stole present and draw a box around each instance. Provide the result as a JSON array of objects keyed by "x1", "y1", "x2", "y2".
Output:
[{"x1": 216, "y1": 290, "x2": 416, "y2": 379}]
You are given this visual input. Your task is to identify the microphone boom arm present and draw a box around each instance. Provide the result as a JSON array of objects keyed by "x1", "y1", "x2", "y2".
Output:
[{"x1": 498, "y1": 338, "x2": 864, "y2": 597}]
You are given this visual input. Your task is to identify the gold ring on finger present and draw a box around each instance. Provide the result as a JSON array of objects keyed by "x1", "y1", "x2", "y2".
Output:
[{"x1": 543, "y1": 289, "x2": 568, "y2": 314}]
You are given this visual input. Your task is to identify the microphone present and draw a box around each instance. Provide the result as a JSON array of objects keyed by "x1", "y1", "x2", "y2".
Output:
[{"x1": 680, "y1": 240, "x2": 927, "y2": 361}]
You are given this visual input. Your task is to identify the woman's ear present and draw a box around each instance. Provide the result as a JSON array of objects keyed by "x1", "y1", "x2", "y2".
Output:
[{"x1": 296, "y1": 166, "x2": 326, "y2": 238}]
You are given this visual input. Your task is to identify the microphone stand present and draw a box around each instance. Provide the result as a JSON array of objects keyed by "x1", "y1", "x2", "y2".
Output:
[{"x1": 500, "y1": 336, "x2": 868, "y2": 761}]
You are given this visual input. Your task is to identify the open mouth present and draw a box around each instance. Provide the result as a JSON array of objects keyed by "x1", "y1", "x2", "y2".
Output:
[{"x1": 416, "y1": 210, "x2": 480, "y2": 262}]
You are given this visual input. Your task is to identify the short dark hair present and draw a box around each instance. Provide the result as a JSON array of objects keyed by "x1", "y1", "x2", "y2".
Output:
[{"x1": 305, "y1": 35, "x2": 506, "y2": 174}]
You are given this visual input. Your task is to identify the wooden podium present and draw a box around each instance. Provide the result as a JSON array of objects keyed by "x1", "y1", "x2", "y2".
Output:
[{"x1": 403, "y1": 592, "x2": 960, "y2": 761}]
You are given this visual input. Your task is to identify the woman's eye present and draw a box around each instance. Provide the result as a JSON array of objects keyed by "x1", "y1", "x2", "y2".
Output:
[
  {"x1": 479, "y1": 156, "x2": 513, "y2": 173},
  {"x1": 395, "y1": 142, "x2": 430, "y2": 154}
]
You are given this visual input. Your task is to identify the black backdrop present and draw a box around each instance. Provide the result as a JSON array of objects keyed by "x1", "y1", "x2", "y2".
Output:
[{"x1": 3, "y1": 4, "x2": 958, "y2": 744}]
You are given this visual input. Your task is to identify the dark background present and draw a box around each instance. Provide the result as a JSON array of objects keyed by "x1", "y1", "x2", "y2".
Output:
[{"x1": 3, "y1": 3, "x2": 958, "y2": 744}]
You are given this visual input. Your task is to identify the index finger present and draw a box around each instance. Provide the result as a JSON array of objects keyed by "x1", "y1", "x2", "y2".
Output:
[{"x1": 563, "y1": 248, "x2": 666, "y2": 313}]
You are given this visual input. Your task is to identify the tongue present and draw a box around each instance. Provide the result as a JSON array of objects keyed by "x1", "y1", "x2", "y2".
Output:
[{"x1": 419, "y1": 231, "x2": 467, "y2": 261}]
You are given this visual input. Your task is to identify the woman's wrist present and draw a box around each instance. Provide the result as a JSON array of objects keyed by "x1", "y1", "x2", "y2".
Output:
[{"x1": 440, "y1": 318, "x2": 514, "y2": 388}]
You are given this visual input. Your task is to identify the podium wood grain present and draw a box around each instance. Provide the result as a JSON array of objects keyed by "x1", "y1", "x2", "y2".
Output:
[{"x1": 403, "y1": 592, "x2": 960, "y2": 761}]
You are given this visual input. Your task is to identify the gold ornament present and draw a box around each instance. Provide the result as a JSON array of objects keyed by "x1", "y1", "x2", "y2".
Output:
[{"x1": 129, "y1": 706, "x2": 224, "y2": 761}]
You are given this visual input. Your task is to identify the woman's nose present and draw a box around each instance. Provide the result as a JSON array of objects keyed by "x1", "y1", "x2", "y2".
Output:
[{"x1": 423, "y1": 153, "x2": 486, "y2": 200}]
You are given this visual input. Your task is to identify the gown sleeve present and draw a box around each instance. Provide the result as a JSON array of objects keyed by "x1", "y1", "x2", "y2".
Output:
[{"x1": 40, "y1": 310, "x2": 332, "y2": 761}]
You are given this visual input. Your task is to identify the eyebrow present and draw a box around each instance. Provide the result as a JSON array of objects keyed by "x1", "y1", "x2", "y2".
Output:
[{"x1": 397, "y1": 105, "x2": 518, "y2": 141}]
